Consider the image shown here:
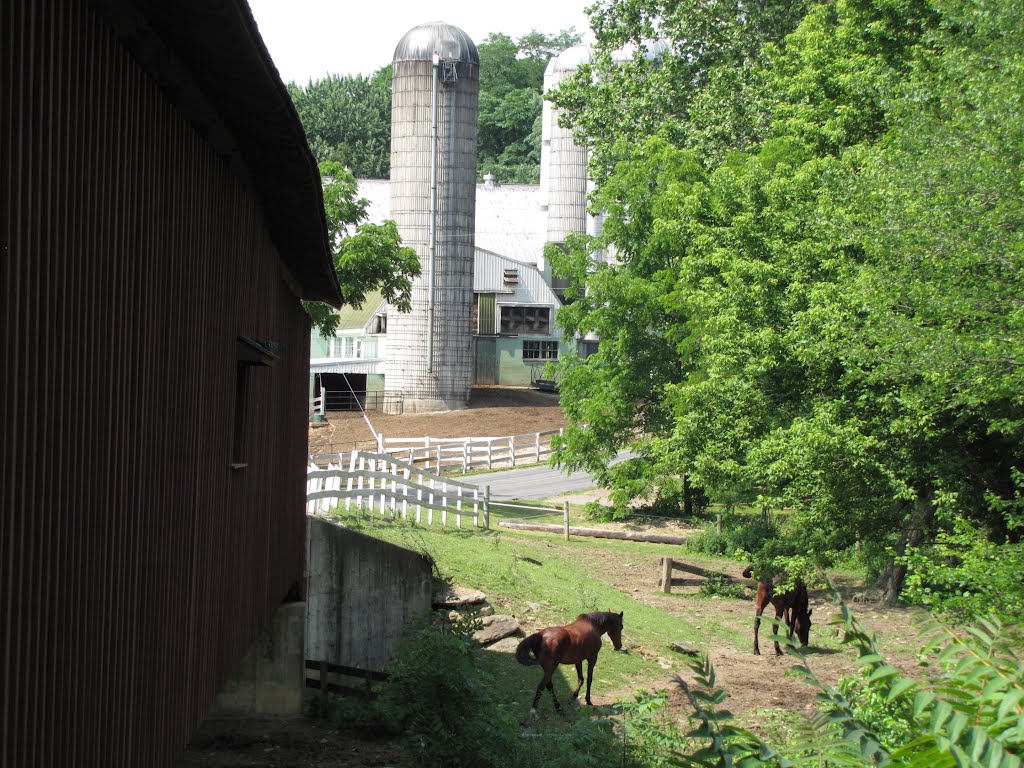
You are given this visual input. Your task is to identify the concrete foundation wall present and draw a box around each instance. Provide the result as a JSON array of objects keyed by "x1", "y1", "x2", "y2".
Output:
[
  {"x1": 210, "y1": 602, "x2": 307, "y2": 717},
  {"x1": 306, "y1": 517, "x2": 434, "y2": 671}
]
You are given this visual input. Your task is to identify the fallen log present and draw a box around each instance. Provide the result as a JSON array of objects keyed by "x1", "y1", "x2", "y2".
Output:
[{"x1": 499, "y1": 520, "x2": 686, "y2": 545}]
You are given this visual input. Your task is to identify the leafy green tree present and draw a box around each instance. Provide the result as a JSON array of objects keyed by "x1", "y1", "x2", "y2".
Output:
[
  {"x1": 477, "y1": 30, "x2": 581, "y2": 184},
  {"x1": 547, "y1": 0, "x2": 1024, "y2": 603},
  {"x1": 287, "y1": 68, "x2": 392, "y2": 178},
  {"x1": 303, "y1": 162, "x2": 419, "y2": 337}
]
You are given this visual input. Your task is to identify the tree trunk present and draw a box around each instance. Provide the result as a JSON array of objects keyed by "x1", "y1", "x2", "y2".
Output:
[{"x1": 876, "y1": 496, "x2": 934, "y2": 604}]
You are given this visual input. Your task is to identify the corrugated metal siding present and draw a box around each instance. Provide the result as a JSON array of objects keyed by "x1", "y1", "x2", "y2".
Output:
[{"x1": 2, "y1": 3, "x2": 310, "y2": 766}]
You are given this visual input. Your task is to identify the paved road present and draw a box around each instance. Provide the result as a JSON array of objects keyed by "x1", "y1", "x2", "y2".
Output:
[{"x1": 475, "y1": 452, "x2": 633, "y2": 501}]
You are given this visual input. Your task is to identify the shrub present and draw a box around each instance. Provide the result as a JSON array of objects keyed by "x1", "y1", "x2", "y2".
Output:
[{"x1": 650, "y1": 594, "x2": 1024, "y2": 767}]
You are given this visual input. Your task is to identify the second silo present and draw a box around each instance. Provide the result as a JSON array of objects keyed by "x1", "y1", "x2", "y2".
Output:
[
  {"x1": 384, "y1": 22, "x2": 479, "y2": 413},
  {"x1": 541, "y1": 44, "x2": 594, "y2": 245}
]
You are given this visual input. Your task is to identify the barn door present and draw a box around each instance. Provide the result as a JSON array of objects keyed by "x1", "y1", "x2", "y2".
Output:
[{"x1": 473, "y1": 337, "x2": 498, "y2": 385}]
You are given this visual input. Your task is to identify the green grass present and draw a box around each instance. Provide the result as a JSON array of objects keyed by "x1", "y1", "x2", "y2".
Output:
[{"x1": 328, "y1": 506, "x2": 755, "y2": 711}]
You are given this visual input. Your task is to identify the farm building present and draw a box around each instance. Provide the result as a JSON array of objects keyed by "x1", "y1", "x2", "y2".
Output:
[
  {"x1": 2, "y1": 1, "x2": 341, "y2": 766},
  {"x1": 311, "y1": 39, "x2": 602, "y2": 408},
  {"x1": 310, "y1": 182, "x2": 574, "y2": 404}
]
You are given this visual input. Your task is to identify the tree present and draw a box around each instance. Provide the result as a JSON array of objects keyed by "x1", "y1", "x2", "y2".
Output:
[
  {"x1": 287, "y1": 69, "x2": 392, "y2": 178},
  {"x1": 303, "y1": 162, "x2": 420, "y2": 337},
  {"x1": 546, "y1": 0, "x2": 1024, "y2": 601},
  {"x1": 476, "y1": 30, "x2": 581, "y2": 184}
]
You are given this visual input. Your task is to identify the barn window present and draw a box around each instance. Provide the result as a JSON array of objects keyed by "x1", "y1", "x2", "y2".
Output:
[
  {"x1": 523, "y1": 340, "x2": 559, "y2": 361},
  {"x1": 499, "y1": 305, "x2": 550, "y2": 335},
  {"x1": 232, "y1": 336, "x2": 278, "y2": 469}
]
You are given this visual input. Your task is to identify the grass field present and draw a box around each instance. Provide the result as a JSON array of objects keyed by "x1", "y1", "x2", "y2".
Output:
[{"x1": 325, "y1": 504, "x2": 926, "y2": 735}]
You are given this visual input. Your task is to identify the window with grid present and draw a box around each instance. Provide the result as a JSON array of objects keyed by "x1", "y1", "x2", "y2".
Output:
[
  {"x1": 499, "y1": 305, "x2": 550, "y2": 335},
  {"x1": 523, "y1": 340, "x2": 559, "y2": 360}
]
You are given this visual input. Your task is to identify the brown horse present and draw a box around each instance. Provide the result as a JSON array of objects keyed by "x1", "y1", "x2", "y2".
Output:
[
  {"x1": 743, "y1": 566, "x2": 812, "y2": 655},
  {"x1": 515, "y1": 611, "x2": 623, "y2": 715}
]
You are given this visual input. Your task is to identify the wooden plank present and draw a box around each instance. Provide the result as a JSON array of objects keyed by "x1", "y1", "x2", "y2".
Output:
[{"x1": 499, "y1": 520, "x2": 686, "y2": 545}]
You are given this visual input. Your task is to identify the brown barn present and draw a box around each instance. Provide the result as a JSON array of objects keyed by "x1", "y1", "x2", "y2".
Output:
[{"x1": 1, "y1": 1, "x2": 341, "y2": 765}]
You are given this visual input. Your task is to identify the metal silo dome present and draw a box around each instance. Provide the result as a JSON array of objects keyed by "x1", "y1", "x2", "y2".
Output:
[
  {"x1": 611, "y1": 38, "x2": 670, "y2": 64},
  {"x1": 393, "y1": 21, "x2": 480, "y2": 65},
  {"x1": 544, "y1": 43, "x2": 593, "y2": 76},
  {"x1": 385, "y1": 22, "x2": 480, "y2": 414}
]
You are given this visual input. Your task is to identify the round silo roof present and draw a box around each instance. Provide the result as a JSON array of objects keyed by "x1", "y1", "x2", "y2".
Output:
[
  {"x1": 544, "y1": 44, "x2": 594, "y2": 76},
  {"x1": 393, "y1": 22, "x2": 479, "y2": 64},
  {"x1": 612, "y1": 38, "x2": 670, "y2": 63}
]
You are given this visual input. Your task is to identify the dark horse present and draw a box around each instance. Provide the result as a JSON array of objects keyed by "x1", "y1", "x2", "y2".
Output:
[
  {"x1": 743, "y1": 566, "x2": 812, "y2": 655},
  {"x1": 515, "y1": 611, "x2": 623, "y2": 715}
]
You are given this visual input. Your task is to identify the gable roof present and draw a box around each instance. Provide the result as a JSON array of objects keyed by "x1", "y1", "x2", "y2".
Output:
[
  {"x1": 95, "y1": 0, "x2": 342, "y2": 306},
  {"x1": 336, "y1": 291, "x2": 386, "y2": 331}
]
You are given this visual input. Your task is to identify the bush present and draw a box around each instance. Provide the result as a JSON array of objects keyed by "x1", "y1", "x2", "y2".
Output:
[
  {"x1": 375, "y1": 619, "x2": 627, "y2": 768},
  {"x1": 378, "y1": 622, "x2": 517, "y2": 767}
]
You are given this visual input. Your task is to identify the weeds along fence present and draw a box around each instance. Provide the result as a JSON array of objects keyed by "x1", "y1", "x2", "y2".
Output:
[
  {"x1": 375, "y1": 428, "x2": 563, "y2": 474},
  {"x1": 307, "y1": 450, "x2": 488, "y2": 528}
]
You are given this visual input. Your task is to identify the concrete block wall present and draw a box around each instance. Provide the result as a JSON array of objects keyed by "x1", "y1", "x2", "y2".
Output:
[{"x1": 306, "y1": 517, "x2": 434, "y2": 671}]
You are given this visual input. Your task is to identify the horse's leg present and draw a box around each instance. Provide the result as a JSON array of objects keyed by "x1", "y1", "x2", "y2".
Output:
[
  {"x1": 753, "y1": 605, "x2": 765, "y2": 655},
  {"x1": 531, "y1": 662, "x2": 554, "y2": 715},
  {"x1": 570, "y1": 661, "x2": 584, "y2": 701},
  {"x1": 546, "y1": 678, "x2": 563, "y2": 713},
  {"x1": 584, "y1": 658, "x2": 595, "y2": 706},
  {"x1": 773, "y1": 605, "x2": 785, "y2": 655}
]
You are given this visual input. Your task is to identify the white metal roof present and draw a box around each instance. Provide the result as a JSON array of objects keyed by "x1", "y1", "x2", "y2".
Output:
[{"x1": 357, "y1": 179, "x2": 547, "y2": 268}]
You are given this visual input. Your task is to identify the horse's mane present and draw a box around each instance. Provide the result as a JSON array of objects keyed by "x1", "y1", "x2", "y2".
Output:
[{"x1": 580, "y1": 611, "x2": 620, "y2": 629}]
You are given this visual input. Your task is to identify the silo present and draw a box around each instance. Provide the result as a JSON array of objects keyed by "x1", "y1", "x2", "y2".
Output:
[
  {"x1": 541, "y1": 45, "x2": 595, "y2": 246},
  {"x1": 384, "y1": 22, "x2": 479, "y2": 413}
]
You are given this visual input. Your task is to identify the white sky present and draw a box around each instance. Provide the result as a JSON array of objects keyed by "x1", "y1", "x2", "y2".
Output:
[{"x1": 246, "y1": 0, "x2": 595, "y2": 83}]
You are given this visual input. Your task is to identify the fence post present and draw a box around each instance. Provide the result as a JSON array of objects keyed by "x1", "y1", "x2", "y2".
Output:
[
  {"x1": 483, "y1": 485, "x2": 490, "y2": 530},
  {"x1": 563, "y1": 501, "x2": 570, "y2": 541},
  {"x1": 509, "y1": 436, "x2": 516, "y2": 467},
  {"x1": 535, "y1": 432, "x2": 541, "y2": 463},
  {"x1": 661, "y1": 558, "x2": 673, "y2": 594}
]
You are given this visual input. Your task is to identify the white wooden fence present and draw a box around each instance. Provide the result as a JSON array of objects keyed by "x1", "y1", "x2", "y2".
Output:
[
  {"x1": 306, "y1": 450, "x2": 488, "y2": 528},
  {"x1": 373, "y1": 428, "x2": 563, "y2": 473}
]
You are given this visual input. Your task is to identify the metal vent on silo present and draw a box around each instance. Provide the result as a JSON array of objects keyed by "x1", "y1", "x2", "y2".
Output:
[{"x1": 384, "y1": 22, "x2": 480, "y2": 413}]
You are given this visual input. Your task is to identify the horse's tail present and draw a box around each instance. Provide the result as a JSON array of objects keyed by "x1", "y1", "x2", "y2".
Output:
[
  {"x1": 742, "y1": 564, "x2": 755, "y2": 579},
  {"x1": 515, "y1": 633, "x2": 542, "y2": 667}
]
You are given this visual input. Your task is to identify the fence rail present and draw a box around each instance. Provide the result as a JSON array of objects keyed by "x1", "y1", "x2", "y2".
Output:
[
  {"x1": 376, "y1": 428, "x2": 563, "y2": 473},
  {"x1": 304, "y1": 660, "x2": 388, "y2": 700},
  {"x1": 307, "y1": 450, "x2": 488, "y2": 528}
]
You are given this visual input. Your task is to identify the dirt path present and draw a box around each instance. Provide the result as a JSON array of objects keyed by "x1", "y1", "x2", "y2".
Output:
[
  {"x1": 309, "y1": 385, "x2": 566, "y2": 455},
  {"x1": 555, "y1": 543, "x2": 924, "y2": 737}
]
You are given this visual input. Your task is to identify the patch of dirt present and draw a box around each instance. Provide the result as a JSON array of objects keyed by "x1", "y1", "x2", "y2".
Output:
[
  {"x1": 309, "y1": 385, "x2": 566, "y2": 455},
  {"x1": 562, "y1": 546, "x2": 924, "y2": 738},
  {"x1": 174, "y1": 717, "x2": 409, "y2": 767}
]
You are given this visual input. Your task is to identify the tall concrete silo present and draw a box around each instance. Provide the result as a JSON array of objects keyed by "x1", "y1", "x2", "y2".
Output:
[
  {"x1": 541, "y1": 45, "x2": 596, "y2": 246},
  {"x1": 384, "y1": 22, "x2": 479, "y2": 413}
]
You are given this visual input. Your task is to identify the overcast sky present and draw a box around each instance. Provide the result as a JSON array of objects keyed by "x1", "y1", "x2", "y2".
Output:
[{"x1": 246, "y1": 0, "x2": 595, "y2": 84}]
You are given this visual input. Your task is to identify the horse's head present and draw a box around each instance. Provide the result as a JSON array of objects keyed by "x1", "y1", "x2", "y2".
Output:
[
  {"x1": 605, "y1": 611, "x2": 624, "y2": 651},
  {"x1": 794, "y1": 607, "x2": 812, "y2": 646}
]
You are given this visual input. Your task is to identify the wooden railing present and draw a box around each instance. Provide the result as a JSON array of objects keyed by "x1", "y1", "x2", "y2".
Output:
[
  {"x1": 307, "y1": 450, "x2": 488, "y2": 528},
  {"x1": 375, "y1": 428, "x2": 563, "y2": 473}
]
